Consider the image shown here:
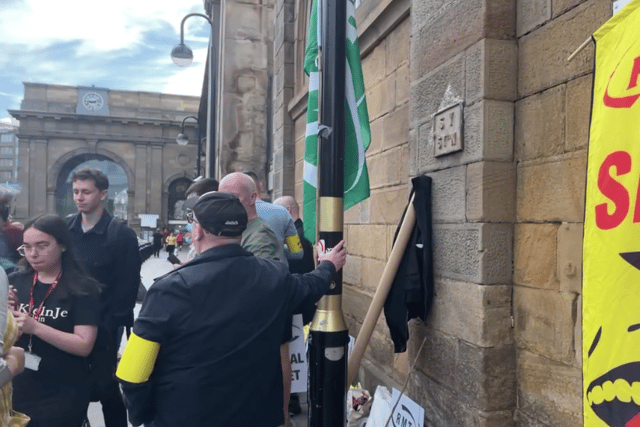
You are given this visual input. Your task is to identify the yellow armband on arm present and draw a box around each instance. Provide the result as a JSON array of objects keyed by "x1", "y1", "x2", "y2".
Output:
[
  {"x1": 286, "y1": 234, "x2": 303, "y2": 254},
  {"x1": 116, "y1": 332, "x2": 160, "y2": 384}
]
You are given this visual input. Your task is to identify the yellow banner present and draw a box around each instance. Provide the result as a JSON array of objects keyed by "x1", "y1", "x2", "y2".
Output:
[{"x1": 583, "y1": 1, "x2": 640, "y2": 426}]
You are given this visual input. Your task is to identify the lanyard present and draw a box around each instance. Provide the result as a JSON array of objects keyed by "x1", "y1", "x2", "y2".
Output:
[{"x1": 28, "y1": 270, "x2": 63, "y2": 322}]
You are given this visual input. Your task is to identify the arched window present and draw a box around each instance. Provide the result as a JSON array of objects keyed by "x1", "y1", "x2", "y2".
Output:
[{"x1": 55, "y1": 155, "x2": 128, "y2": 219}]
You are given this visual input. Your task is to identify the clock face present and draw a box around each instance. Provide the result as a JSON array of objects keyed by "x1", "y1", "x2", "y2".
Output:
[{"x1": 83, "y1": 92, "x2": 104, "y2": 111}]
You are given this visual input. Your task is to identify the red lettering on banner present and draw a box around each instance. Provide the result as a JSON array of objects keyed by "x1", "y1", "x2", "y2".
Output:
[
  {"x1": 596, "y1": 151, "x2": 631, "y2": 230},
  {"x1": 604, "y1": 55, "x2": 640, "y2": 109},
  {"x1": 627, "y1": 56, "x2": 640, "y2": 90}
]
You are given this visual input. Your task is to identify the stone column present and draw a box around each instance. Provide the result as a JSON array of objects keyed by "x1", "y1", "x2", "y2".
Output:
[
  {"x1": 149, "y1": 144, "x2": 164, "y2": 217},
  {"x1": 271, "y1": 0, "x2": 295, "y2": 198},
  {"x1": 133, "y1": 142, "x2": 147, "y2": 220},
  {"x1": 15, "y1": 137, "x2": 30, "y2": 221},
  {"x1": 408, "y1": 0, "x2": 517, "y2": 424},
  {"x1": 217, "y1": 0, "x2": 274, "y2": 180},
  {"x1": 30, "y1": 139, "x2": 48, "y2": 218}
]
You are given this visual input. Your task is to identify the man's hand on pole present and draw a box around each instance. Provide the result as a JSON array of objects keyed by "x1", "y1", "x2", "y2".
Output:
[{"x1": 317, "y1": 240, "x2": 347, "y2": 271}]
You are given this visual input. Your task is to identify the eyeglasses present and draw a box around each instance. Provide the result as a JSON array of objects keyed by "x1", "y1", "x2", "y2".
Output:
[{"x1": 17, "y1": 243, "x2": 52, "y2": 257}]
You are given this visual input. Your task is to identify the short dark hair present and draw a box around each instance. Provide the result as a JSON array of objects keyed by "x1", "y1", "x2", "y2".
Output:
[
  {"x1": 186, "y1": 178, "x2": 219, "y2": 197},
  {"x1": 72, "y1": 167, "x2": 109, "y2": 191}
]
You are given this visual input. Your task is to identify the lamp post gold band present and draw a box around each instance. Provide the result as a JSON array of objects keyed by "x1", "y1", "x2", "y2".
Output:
[
  {"x1": 319, "y1": 197, "x2": 343, "y2": 232},
  {"x1": 310, "y1": 294, "x2": 347, "y2": 332}
]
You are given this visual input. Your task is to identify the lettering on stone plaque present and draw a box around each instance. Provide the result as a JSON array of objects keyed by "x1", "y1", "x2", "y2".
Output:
[{"x1": 433, "y1": 103, "x2": 463, "y2": 157}]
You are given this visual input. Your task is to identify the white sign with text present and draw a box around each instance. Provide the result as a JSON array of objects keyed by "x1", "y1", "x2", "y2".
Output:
[{"x1": 289, "y1": 314, "x2": 307, "y2": 393}]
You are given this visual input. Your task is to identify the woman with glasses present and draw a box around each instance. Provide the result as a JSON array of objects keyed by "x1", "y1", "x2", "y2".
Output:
[{"x1": 8, "y1": 214, "x2": 101, "y2": 427}]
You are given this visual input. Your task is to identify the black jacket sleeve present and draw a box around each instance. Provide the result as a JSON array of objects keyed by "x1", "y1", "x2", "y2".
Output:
[
  {"x1": 286, "y1": 261, "x2": 335, "y2": 314},
  {"x1": 106, "y1": 226, "x2": 142, "y2": 334}
]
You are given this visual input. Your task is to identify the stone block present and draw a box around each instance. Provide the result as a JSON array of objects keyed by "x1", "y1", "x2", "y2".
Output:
[
  {"x1": 395, "y1": 64, "x2": 410, "y2": 106},
  {"x1": 514, "y1": 223, "x2": 559, "y2": 290},
  {"x1": 361, "y1": 257, "x2": 388, "y2": 294},
  {"x1": 410, "y1": 53, "x2": 465, "y2": 130},
  {"x1": 345, "y1": 197, "x2": 371, "y2": 225},
  {"x1": 515, "y1": 84, "x2": 566, "y2": 162},
  {"x1": 226, "y1": 3, "x2": 264, "y2": 41},
  {"x1": 46, "y1": 86, "x2": 77, "y2": 103},
  {"x1": 368, "y1": 145, "x2": 408, "y2": 189},
  {"x1": 411, "y1": 0, "x2": 448, "y2": 35},
  {"x1": 430, "y1": 278, "x2": 512, "y2": 347},
  {"x1": 343, "y1": 254, "x2": 363, "y2": 286},
  {"x1": 516, "y1": 0, "x2": 551, "y2": 37},
  {"x1": 362, "y1": 41, "x2": 387, "y2": 88},
  {"x1": 427, "y1": 166, "x2": 467, "y2": 223},
  {"x1": 553, "y1": 0, "x2": 585, "y2": 17},
  {"x1": 385, "y1": 17, "x2": 410, "y2": 75},
  {"x1": 518, "y1": 0, "x2": 610, "y2": 97},
  {"x1": 566, "y1": 73, "x2": 592, "y2": 152},
  {"x1": 456, "y1": 341, "x2": 516, "y2": 411},
  {"x1": 409, "y1": 323, "x2": 458, "y2": 388},
  {"x1": 412, "y1": 0, "x2": 484, "y2": 77},
  {"x1": 433, "y1": 223, "x2": 513, "y2": 284},
  {"x1": 466, "y1": 161, "x2": 516, "y2": 223},
  {"x1": 368, "y1": 117, "x2": 383, "y2": 155},
  {"x1": 557, "y1": 222, "x2": 583, "y2": 295},
  {"x1": 417, "y1": 100, "x2": 513, "y2": 173},
  {"x1": 24, "y1": 84, "x2": 46, "y2": 100},
  {"x1": 367, "y1": 77, "x2": 396, "y2": 121},
  {"x1": 348, "y1": 224, "x2": 388, "y2": 260},
  {"x1": 516, "y1": 151, "x2": 587, "y2": 222},
  {"x1": 383, "y1": 103, "x2": 409, "y2": 150},
  {"x1": 369, "y1": 185, "x2": 410, "y2": 225},
  {"x1": 408, "y1": 370, "x2": 461, "y2": 426},
  {"x1": 514, "y1": 287, "x2": 578, "y2": 363},
  {"x1": 465, "y1": 39, "x2": 518, "y2": 104},
  {"x1": 516, "y1": 349, "x2": 582, "y2": 425}
]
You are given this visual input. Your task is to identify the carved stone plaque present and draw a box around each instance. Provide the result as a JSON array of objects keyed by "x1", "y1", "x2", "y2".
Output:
[{"x1": 433, "y1": 103, "x2": 463, "y2": 157}]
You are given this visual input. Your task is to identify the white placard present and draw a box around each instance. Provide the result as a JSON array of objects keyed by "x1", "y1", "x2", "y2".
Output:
[
  {"x1": 289, "y1": 314, "x2": 307, "y2": 393},
  {"x1": 390, "y1": 388, "x2": 424, "y2": 427},
  {"x1": 139, "y1": 214, "x2": 159, "y2": 228},
  {"x1": 613, "y1": 0, "x2": 632, "y2": 14}
]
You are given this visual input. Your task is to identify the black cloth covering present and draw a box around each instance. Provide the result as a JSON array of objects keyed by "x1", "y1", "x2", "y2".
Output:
[{"x1": 384, "y1": 175, "x2": 434, "y2": 353}]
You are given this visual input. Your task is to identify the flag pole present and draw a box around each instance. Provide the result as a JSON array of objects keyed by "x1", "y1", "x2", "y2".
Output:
[{"x1": 308, "y1": 0, "x2": 349, "y2": 425}]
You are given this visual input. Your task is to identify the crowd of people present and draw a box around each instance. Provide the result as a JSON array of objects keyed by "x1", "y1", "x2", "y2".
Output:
[{"x1": 0, "y1": 168, "x2": 345, "y2": 427}]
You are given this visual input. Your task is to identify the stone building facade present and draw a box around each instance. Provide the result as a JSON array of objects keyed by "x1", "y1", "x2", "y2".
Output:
[
  {"x1": 264, "y1": 0, "x2": 613, "y2": 425},
  {"x1": 10, "y1": 83, "x2": 200, "y2": 232}
]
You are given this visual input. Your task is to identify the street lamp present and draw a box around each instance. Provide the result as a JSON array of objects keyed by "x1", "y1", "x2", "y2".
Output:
[
  {"x1": 172, "y1": 13, "x2": 215, "y2": 178},
  {"x1": 176, "y1": 116, "x2": 204, "y2": 178}
]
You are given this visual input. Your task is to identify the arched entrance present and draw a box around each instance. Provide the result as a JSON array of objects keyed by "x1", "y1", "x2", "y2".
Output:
[{"x1": 55, "y1": 154, "x2": 129, "y2": 219}]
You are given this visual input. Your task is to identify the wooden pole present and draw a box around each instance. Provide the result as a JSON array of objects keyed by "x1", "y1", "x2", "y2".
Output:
[{"x1": 347, "y1": 194, "x2": 416, "y2": 386}]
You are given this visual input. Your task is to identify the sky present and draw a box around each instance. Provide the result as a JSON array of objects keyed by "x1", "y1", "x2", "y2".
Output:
[{"x1": 0, "y1": 0, "x2": 212, "y2": 122}]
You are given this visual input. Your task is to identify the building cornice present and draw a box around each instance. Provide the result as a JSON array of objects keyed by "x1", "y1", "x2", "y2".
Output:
[{"x1": 8, "y1": 109, "x2": 191, "y2": 128}]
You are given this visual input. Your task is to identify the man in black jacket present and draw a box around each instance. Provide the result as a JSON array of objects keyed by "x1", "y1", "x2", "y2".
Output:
[
  {"x1": 116, "y1": 192, "x2": 346, "y2": 427},
  {"x1": 68, "y1": 167, "x2": 141, "y2": 427}
]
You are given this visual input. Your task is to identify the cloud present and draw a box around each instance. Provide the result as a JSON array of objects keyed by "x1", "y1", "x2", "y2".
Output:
[{"x1": 0, "y1": 0, "x2": 210, "y2": 118}]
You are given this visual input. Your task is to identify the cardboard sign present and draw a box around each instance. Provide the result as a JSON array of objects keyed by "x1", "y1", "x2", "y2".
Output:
[
  {"x1": 390, "y1": 388, "x2": 424, "y2": 427},
  {"x1": 289, "y1": 314, "x2": 307, "y2": 393}
]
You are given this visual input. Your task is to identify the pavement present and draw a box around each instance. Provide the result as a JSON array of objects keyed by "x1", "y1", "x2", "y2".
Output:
[{"x1": 87, "y1": 247, "x2": 309, "y2": 427}]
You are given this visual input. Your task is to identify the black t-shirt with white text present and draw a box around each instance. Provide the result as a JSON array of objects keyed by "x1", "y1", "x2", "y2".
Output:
[{"x1": 9, "y1": 271, "x2": 100, "y2": 397}]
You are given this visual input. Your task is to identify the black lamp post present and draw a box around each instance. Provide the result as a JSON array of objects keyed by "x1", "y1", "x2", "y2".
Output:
[
  {"x1": 176, "y1": 116, "x2": 204, "y2": 178},
  {"x1": 171, "y1": 13, "x2": 216, "y2": 178}
]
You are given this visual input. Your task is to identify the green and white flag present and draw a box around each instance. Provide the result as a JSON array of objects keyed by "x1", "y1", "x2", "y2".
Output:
[{"x1": 302, "y1": 0, "x2": 371, "y2": 243}]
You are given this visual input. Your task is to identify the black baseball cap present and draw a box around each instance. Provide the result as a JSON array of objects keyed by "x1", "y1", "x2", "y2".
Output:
[{"x1": 183, "y1": 191, "x2": 247, "y2": 237}]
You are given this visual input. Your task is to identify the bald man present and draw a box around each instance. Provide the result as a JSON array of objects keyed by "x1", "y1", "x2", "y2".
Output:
[
  {"x1": 219, "y1": 173, "x2": 285, "y2": 261},
  {"x1": 219, "y1": 173, "x2": 293, "y2": 423}
]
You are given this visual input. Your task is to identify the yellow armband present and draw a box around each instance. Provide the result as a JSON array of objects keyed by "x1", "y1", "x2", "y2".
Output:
[
  {"x1": 116, "y1": 332, "x2": 160, "y2": 384},
  {"x1": 286, "y1": 234, "x2": 303, "y2": 254}
]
